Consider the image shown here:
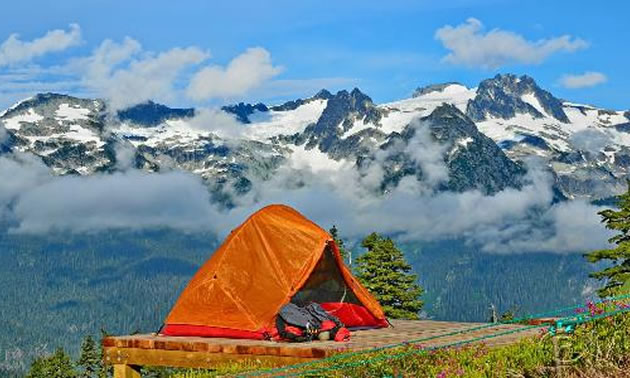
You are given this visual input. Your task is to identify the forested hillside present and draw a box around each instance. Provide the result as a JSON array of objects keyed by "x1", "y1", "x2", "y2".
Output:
[{"x1": 0, "y1": 229, "x2": 597, "y2": 374}]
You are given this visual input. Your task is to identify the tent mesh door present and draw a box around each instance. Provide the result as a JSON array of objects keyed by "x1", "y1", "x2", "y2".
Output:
[{"x1": 291, "y1": 245, "x2": 360, "y2": 306}]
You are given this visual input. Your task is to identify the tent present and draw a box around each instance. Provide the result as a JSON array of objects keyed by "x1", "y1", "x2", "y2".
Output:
[{"x1": 162, "y1": 204, "x2": 388, "y2": 339}]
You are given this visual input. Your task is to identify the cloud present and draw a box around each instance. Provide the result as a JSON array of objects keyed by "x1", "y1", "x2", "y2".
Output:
[
  {"x1": 0, "y1": 113, "x2": 611, "y2": 255},
  {"x1": 404, "y1": 121, "x2": 450, "y2": 187},
  {"x1": 185, "y1": 107, "x2": 243, "y2": 139},
  {"x1": 0, "y1": 154, "x2": 51, "y2": 222},
  {"x1": 559, "y1": 72, "x2": 607, "y2": 89},
  {"x1": 187, "y1": 47, "x2": 283, "y2": 101},
  {"x1": 0, "y1": 155, "x2": 221, "y2": 233},
  {"x1": 0, "y1": 124, "x2": 7, "y2": 144},
  {"x1": 225, "y1": 136, "x2": 610, "y2": 254},
  {"x1": 435, "y1": 18, "x2": 588, "y2": 68},
  {"x1": 113, "y1": 139, "x2": 137, "y2": 171},
  {"x1": 79, "y1": 38, "x2": 208, "y2": 110},
  {"x1": 0, "y1": 145, "x2": 611, "y2": 254},
  {"x1": 0, "y1": 24, "x2": 81, "y2": 67},
  {"x1": 569, "y1": 128, "x2": 612, "y2": 153},
  {"x1": 475, "y1": 200, "x2": 612, "y2": 254}
]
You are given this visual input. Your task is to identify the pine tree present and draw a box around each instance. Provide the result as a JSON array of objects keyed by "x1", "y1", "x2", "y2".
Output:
[
  {"x1": 355, "y1": 232, "x2": 424, "y2": 319},
  {"x1": 78, "y1": 335, "x2": 100, "y2": 378},
  {"x1": 26, "y1": 347, "x2": 76, "y2": 378},
  {"x1": 329, "y1": 225, "x2": 349, "y2": 264},
  {"x1": 585, "y1": 181, "x2": 630, "y2": 297}
]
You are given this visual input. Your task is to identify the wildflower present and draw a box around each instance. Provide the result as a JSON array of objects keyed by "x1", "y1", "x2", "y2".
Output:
[{"x1": 437, "y1": 371, "x2": 447, "y2": 378}]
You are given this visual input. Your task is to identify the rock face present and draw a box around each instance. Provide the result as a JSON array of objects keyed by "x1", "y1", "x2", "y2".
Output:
[
  {"x1": 1, "y1": 73, "x2": 629, "y2": 202},
  {"x1": 467, "y1": 74, "x2": 569, "y2": 123},
  {"x1": 118, "y1": 101, "x2": 194, "y2": 126},
  {"x1": 221, "y1": 102, "x2": 268, "y2": 123}
]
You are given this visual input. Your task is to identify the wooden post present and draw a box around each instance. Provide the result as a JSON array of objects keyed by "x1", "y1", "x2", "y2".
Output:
[{"x1": 113, "y1": 364, "x2": 141, "y2": 378}]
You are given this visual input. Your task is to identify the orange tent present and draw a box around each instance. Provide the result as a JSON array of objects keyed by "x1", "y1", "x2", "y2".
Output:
[{"x1": 162, "y1": 204, "x2": 387, "y2": 339}]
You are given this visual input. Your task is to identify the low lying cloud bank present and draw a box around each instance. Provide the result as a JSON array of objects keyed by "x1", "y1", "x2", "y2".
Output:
[
  {"x1": 230, "y1": 155, "x2": 611, "y2": 254},
  {"x1": 0, "y1": 153, "x2": 224, "y2": 234},
  {"x1": 0, "y1": 127, "x2": 613, "y2": 254}
]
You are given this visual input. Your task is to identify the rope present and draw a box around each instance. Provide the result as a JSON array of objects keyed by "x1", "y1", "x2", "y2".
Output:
[
  {"x1": 243, "y1": 293, "x2": 630, "y2": 377},
  {"x1": 281, "y1": 306, "x2": 630, "y2": 377}
]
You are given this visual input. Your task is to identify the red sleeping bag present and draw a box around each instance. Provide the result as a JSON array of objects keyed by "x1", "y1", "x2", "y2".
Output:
[{"x1": 320, "y1": 303, "x2": 388, "y2": 329}]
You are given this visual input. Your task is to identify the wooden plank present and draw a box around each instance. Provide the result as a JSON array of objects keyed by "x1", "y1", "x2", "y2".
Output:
[
  {"x1": 105, "y1": 347, "x2": 316, "y2": 370},
  {"x1": 113, "y1": 364, "x2": 141, "y2": 378},
  {"x1": 103, "y1": 320, "x2": 546, "y2": 371}
]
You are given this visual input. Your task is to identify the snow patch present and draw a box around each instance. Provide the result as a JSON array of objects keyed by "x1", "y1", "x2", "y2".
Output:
[
  {"x1": 245, "y1": 99, "x2": 328, "y2": 139},
  {"x1": 457, "y1": 137, "x2": 474, "y2": 148},
  {"x1": 55, "y1": 103, "x2": 90, "y2": 121},
  {"x1": 378, "y1": 85, "x2": 476, "y2": 134},
  {"x1": 2, "y1": 109, "x2": 44, "y2": 130},
  {"x1": 521, "y1": 93, "x2": 547, "y2": 116}
]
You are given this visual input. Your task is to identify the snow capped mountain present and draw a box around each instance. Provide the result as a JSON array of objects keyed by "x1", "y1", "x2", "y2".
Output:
[{"x1": 1, "y1": 74, "x2": 628, "y2": 202}]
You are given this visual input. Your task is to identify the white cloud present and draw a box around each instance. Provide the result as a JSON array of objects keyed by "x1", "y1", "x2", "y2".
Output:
[
  {"x1": 0, "y1": 24, "x2": 81, "y2": 66},
  {"x1": 187, "y1": 47, "x2": 283, "y2": 101},
  {"x1": 224, "y1": 141, "x2": 610, "y2": 254},
  {"x1": 0, "y1": 124, "x2": 7, "y2": 144},
  {"x1": 559, "y1": 72, "x2": 607, "y2": 89},
  {"x1": 0, "y1": 141, "x2": 611, "y2": 254},
  {"x1": 570, "y1": 128, "x2": 612, "y2": 153},
  {"x1": 435, "y1": 18, "x2": 588, "y2": 68},
  {"x1": 79, "y1": 37, "x2": 208, "y2": 110},
  {"x1": 185, "y1": 107, "x2": 243, "y2": 139},
  {"x1": 0, "y1": 153, "x2": 221, "y2": 233},
  {"x1": 113, "y1": 139, "x2": 137, "y2": 171},
  {"x1": 404, "y1": 121, "x2": 450, "y2": 187}
]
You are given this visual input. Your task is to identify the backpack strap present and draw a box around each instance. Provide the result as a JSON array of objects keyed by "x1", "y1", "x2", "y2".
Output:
[{"x1": 275, "y1": 316, "x2": 316, "y2": 342}]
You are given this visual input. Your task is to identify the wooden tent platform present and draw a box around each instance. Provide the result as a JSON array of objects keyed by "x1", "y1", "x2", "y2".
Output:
[{"x1": 103, "y1": 319, "x2": 547, "y2": 377}]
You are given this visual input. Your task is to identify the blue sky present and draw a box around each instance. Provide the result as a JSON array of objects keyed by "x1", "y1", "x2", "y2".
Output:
[{"x1": 0, "y1": 0, "x2": 627, "y2": 110}]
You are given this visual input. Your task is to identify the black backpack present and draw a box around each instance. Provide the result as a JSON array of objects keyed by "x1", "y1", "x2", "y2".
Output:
[{"x1": 276, "y1": 303, "x2": 343, "y2": 342}]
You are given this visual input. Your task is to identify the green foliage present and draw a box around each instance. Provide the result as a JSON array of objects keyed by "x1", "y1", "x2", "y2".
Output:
[
  {"x1": 77, "y1": 336, "x2": 99, "y2": 378},
  {"x1": 355, "y1": 233, "x2": 424, "y2": 319},
  {"x1": 585, "y1": 180, "x2": 630, "y2": 297},
  {"x1": 329, "y1": 225, "x2": 349, "y2": 263},
  {"x1": 27, "y1": 347, "x2": 76, "y2": 378}
]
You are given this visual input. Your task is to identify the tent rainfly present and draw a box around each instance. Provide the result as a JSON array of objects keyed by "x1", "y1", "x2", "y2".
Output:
[{"x1": 162, "y1": 204, "x2": 388, "y2": 339}]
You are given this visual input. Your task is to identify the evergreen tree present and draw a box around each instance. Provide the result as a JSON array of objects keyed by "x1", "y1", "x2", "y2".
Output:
[
  {"x1": 78, "y1": 335, "x2": 99, "y2": 378},
  {"x1": 355, "y1": 232, "x2": 424, "y2": 319},
  {"x1": 27, "y1": 347, "x2": 76, "y2": 378},
  {"x1": 585, "y1": 181, "x2": 630, "y2": 297},
  {"x1": 329, "y1": 225, "x2": 349, "y2": 263}
]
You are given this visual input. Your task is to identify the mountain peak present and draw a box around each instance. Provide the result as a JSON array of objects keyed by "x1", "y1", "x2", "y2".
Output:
[
  {"x1": 412, "y1": 82, "x2": 463, "y2": 98},
  {"x1": 269, "y1": 89, "x2": 332, "y2": 112},
  {"x1": 118, "y1": 101, "x2": 195, "y2": 127},
  {"x1": 313, "y1": 89, "x2": 333, "y2": 100},
  {"x1": 467, "y1": 73, "x2": 569, "y2": 123},
  {"x1": 221, "y1": 102, "x2": 268, "y2": 123}
]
